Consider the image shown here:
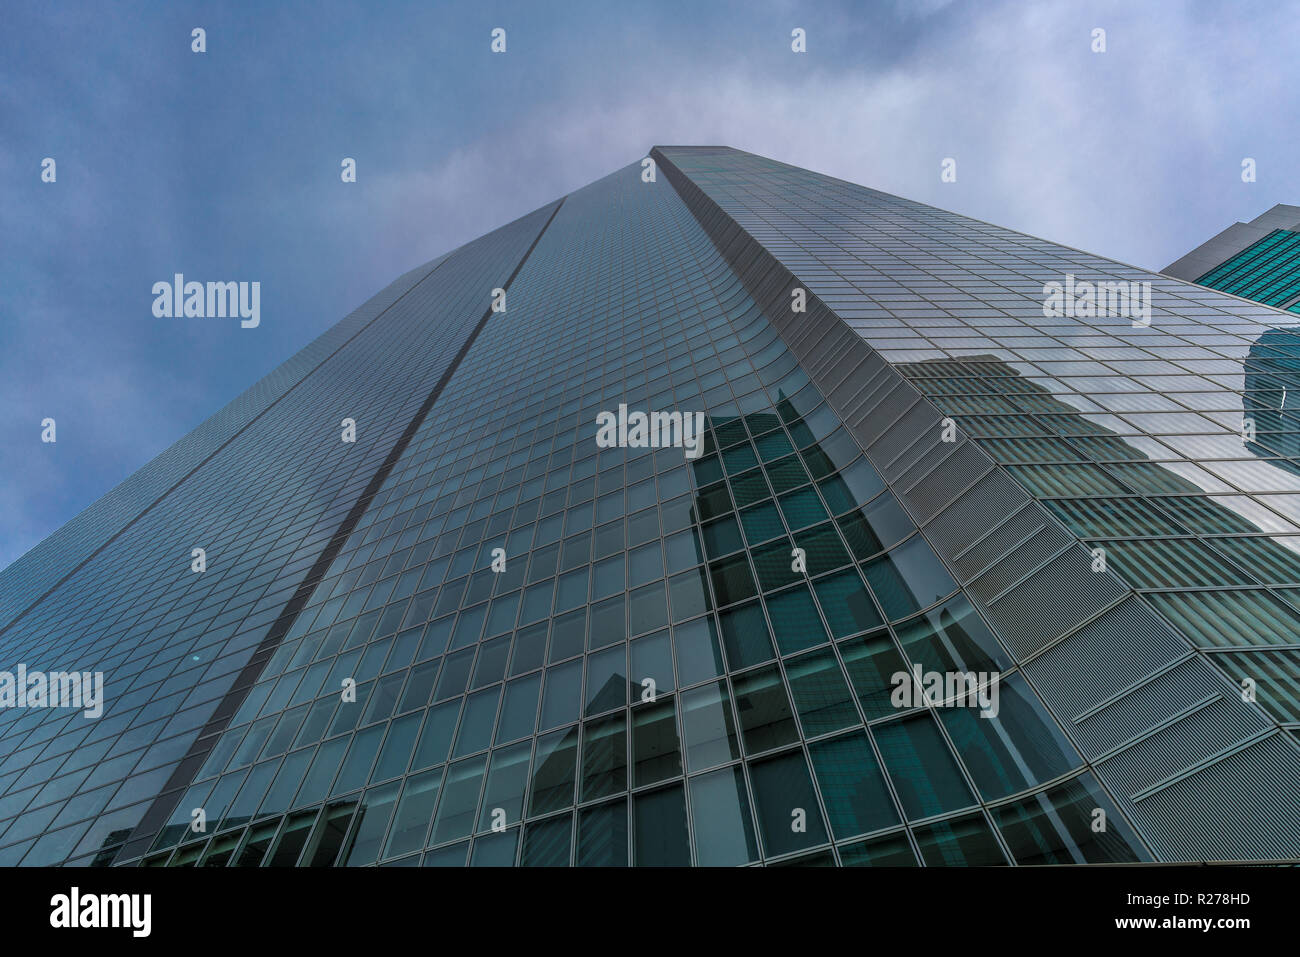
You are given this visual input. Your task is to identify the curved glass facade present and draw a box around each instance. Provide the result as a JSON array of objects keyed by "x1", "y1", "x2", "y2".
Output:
[{"x1": 0, "y1": 147, "x2": 1296, "y2": 866}]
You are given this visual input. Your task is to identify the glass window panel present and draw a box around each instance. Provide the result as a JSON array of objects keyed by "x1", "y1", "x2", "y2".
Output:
[
  {"x1": 633, "y1": 783, "x2": 691, "y2": 866},
  {"x1": 549, "y1": 608, "x2": 586, "y2": 661},
  {"x1": 664, "y1": 528, "x2": 705, "y2": 573},
  {"x1": 452, "y1": 688, "x2": 501, "y2": 758},
  {"x1": 863, "y1": 536, "x2": 957, "y2": 620},
  {"x1": 729, "y1": 468, "x2": 772, "y2": 506},
  {"x1": 528, "y1": 727, "x2": 578, "y2": 816},
  {"x1": 469, "y1": 828, "x2": 519, "y2": 865},
  {"x1": 581, "y1": 713, "x2": 627, "y2": 802},
  {"x1": 777, "y1": 487, "x2": 829, "y2": 530},
  {"x1": 360, "y1": 673, "x2": 403, "y2": 726},
  {"x1": 719, "y1": 602, "x2": 776, "y2": 669},
  {"x1": 495, "y1": 673, "x2": 542, "y2": 745},
  {"x1": 628, "y1": 541, "x2": 665, "y2": 585},
  {"x1": 539, "y1": 660, "x2": 583, "y2": 730},
  {"x1": 679, "y1": 681, "x2": 741, "y2": 771},
  {"x1": 838, "y1": 831, "x2": 917, "y2": 866},
  {"x1": 765, "y1": 454, "x2": 810, "y2": 493},
  {"x1": 938, "y1": 673, "x2": 1079, "y2": 800},
  {"x1": 808, "y1": 732, "x2": 899, "y2": 839},
  {"x1": 410, "y1": 699, "x2": 460, "y2": 771},
  {"x1": 373, "y1": 712, "x2": 423, "y2": 781},
  {"x1": 520, "y1": 814, "x2": 571, "y2": 867},
  {"x1": 342, "y1": 783, "x2": 400, "y2": 866},
  {"x1": 397, "y1": 659, "x2": 439, "y2": 714},
  {"x1": 628, "y1": 581, "x2": 669, "y2": 636},
  {"x1": 837, "y1": 629, "x2": 907, "y2": 720},
  {"x1": 577, "y1": 798, "x2": 628, "y2": 867},
  {"x1": 632, "y1": 698, "x2": 682, "y2": 787},
  {"x1": 873, "y1": 714, "x2": 975, "y2": 820},
  {"x1": 739, "y1": 501, "x2": 785, "y2": 546},
  {"x1": 812, "y1": 570, "x2": 884, "y2": 638},
  {"x1": 384, "y1": 768, "x2": 442, "y2": 859},
  {"x1": 589, "y1": 594, "x2": 627, "y2": 648},
  {"x1": 722, "y1": 442, "x2": 759, "y2": 475},
  {"x1": 509, "y1": 621, "x2": 548, "y2": 675},
  {"x1": 422, "y1": 842, "x2": 469, "y2": 867},
  {"x1": 331, "y1": 726, "x2": 384, "y2": 797},
  {"x1": 231, "y1": 821, "x2": 278, "y2": 867},
  {"x1": 730, "y1": 665, "x2": 798, "y2": 754},
  {"x1": 629, "y1": 629, "x2": 674, "y2": 697},
  {"x1": 895, "y1": 595, "x2": 1010, "y2": 675},
  {"x1": 765, "y1": 584, "x2": 830, "y2": 655},
  {"x1": 785, "y1": 647, "x2": 859, "y2": 736},
  {"x1": 476, "y1": 741, "x2": 532, "y2": 833},
  {"x1": 688, "y1": 766, "x2": 759, "y2": 866},
  {"x1": 709, "y1": 554, "x2": 758, "y2": 606},
  {"x1": 673, "y1": 616, "x2": 727, "y2": 686},
  {"x1": 913, "y1": 812, "x2": 1008, "y2": 866},
  {"x1": 303, "y1": 801, "x2": 356, "y2": 867},
  {"x1": 748, "y1": 749, "x2": 829, "y2": 857},
  {"x1": 470, "y1": 635, "x2": 512, "y2": 688},
  {"x1": 702, "y1": 515, "x2": 744, "y2": 558},
  {"x1": 262, "y1": 811, "x2": 315, "y2": 868},
  {"x1": 585, "y1": 644, "x2": 629, "y2": 716},
  {"x1": 751, "y1": 538, "x2": 802, "y2": 592},
  {"x1": 430, "y1": 756, "x2": 488, "y2": 845},
  {"x1": 992, "y1": 774, "x2": 1147, "y2": 864},
  {"x1": 434, "y1": 648, "x2": 475, "y2": 701},
  {"x1": 792, "y1": 522, "x2": 851, "y2": 575}
]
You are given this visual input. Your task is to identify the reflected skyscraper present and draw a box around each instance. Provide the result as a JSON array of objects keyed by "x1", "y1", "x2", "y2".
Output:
[{"x1": 1244, "y1": 328, "x2": 1300, "y2": 473}]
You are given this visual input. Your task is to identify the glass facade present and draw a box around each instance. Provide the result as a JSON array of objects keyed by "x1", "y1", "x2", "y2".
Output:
[{"x1": 0, "y1": 148, "x2": 1297, "y2": 866}]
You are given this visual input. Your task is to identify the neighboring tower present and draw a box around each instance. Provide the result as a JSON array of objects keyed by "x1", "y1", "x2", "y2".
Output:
[{"x1": 1165, "y1": 203, "x2": 1300, "y2": 313}]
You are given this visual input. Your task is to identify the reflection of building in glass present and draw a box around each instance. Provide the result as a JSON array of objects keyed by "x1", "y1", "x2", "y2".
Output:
[
  {"x1": 1245, "y1": 327, "x2": 1300, "y2": 471},
  {"x1": 896, "y1": 353, "x2": 1300, "y2": 729},
  {"x1": 1, "y1": 148, "x2": 1297, "y2": 868}
]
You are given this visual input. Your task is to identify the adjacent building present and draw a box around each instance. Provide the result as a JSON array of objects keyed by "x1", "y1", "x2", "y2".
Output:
[{"x1": 1164, "y1": 202, "x2": 1300, "y2": 313}]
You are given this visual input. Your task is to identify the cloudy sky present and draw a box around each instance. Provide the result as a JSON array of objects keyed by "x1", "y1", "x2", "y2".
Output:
[{"x1": 2, "y1": 0, "x2": 1298, "y2": 572}]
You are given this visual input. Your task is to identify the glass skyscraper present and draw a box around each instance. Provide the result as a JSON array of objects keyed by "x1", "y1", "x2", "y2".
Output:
[
  {"x1": 1165, "y1": 202, "x2": 1300, "y2": 313},
  {"x1": 1, "y1": 147, "x2": 1297, "y2": 867}
]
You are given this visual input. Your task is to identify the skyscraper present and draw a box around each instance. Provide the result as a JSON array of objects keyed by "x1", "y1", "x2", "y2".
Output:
[
  {"x1": 1, "y1": 147, "x2": 1297, "y2": 867},
  {"x1": 1164, "y1": 203, "x2": 1300, "y2": 313}
]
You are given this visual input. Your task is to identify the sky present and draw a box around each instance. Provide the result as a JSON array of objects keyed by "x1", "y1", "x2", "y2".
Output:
[{"x1": 2, "y1": 0, "x2": 1299, "y2": 572}]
